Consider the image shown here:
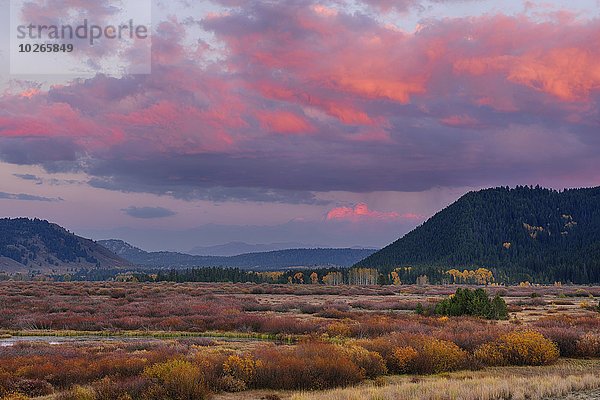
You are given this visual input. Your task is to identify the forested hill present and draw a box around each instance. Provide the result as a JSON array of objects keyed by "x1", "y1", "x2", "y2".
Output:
[
  {"x1": 354, "y1": 186, "x2": 600, "y2": 284},
  {"x1": 0, "y1": 218, "x2": 133, "y2": 273},
  {"x1": 99, "y1": 239, "x2": 375, "y2": 270}
]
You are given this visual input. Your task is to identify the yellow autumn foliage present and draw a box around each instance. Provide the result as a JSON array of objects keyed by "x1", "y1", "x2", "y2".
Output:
[
  {"x1": 474, "y1": 329, "x2": 559, "y2": 366},
  {"x1": 446, "y1": 268, "x2": 494, "y2": 284},
  {"x1": 223, "y1": 354, "x2": 262, "y2": 384}
]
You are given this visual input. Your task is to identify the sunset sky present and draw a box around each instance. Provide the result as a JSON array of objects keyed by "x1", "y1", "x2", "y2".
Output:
[{"x1": 1, "y1": 0, "x2": 599, "y2": 251}]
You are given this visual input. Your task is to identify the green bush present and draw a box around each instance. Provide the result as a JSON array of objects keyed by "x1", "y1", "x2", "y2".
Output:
[{"x1": 435, "y1": 288, "x2": 508, "y2": 320}]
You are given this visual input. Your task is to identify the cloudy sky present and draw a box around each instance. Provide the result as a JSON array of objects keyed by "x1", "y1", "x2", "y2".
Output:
[{"x1": 1, "y1": 0, "x2": 599, "y2": 251}]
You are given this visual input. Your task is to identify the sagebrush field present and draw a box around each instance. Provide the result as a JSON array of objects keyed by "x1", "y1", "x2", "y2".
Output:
[{"x1": 2, "y1": 282, "x2": 600, "y2": 399}]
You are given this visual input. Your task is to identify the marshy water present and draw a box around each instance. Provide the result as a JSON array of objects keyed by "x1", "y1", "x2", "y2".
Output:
[{"x1": 0, "y1": 334, "x2": 278, "y2": 347}]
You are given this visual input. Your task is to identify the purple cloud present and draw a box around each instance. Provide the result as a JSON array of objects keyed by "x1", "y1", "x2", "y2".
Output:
[{"x1": 121, "y1": 206, "x2": 177, "y2": 219}]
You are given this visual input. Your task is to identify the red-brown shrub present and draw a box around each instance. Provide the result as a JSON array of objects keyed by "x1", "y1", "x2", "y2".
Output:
[
  {"x1": 13, "y1": 378, "x2": 53, "y2": 396},
  {"x1": 539, "y1": 327, "x2": 582, "y2": 357},
  {"x1": 576, "y1": 334, "x2": 600, "y2": 358},
  {"x1": 252, "y1": 342, "x2": 364, "y2": 390}
]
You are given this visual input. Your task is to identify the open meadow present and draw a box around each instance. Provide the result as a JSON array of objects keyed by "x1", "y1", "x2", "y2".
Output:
[{"x1": 2, "y1": 282, "x2": 600, "y2": 399}]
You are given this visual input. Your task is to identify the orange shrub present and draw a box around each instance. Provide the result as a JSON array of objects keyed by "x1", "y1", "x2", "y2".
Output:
[
  {"x1": 355, "y1": 337, "x2": 397, "y2": 363},
  {"x1": 252, "y1": 342, "x2": 364, "y2": 390},
  {"x1": 389, "y1": 346, "x2": 418, "y2": 374},
  {"x1": 337, "y1": 345, "x2": 387, "y2": 379},
  {"x1": 413, "y1": 337, "x2": 468, "y2": 374},
  {"x1": 475, "y1": 329, "x2": 559, "y2": 366}
]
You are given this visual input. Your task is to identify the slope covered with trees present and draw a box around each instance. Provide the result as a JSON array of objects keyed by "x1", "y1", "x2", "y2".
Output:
[
  {"x1": 355, "y1": 186, "x2": 600, "y2": 284},
  {"x1": 0, "y1": 218, "x2": 133, "y2": 273}
]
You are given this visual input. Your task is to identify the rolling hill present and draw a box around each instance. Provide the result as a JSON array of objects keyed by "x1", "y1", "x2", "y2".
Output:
[
  {"x1": 99, "y1": 239, "x2": 375, "y2": 270},
  {"x1": 355, "y1": 186, "x2": 600, "y2": 284},
  {"x1": 0, "y1": 218, "x2": 133, "y2": 273}
]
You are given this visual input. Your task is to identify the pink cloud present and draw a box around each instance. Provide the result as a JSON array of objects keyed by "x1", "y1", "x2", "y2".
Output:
[
  {"x1": 2, "y1": 3, "x2": 600, "y2": 202},
  {"x1": 326, "y1": 202, "x2": 423, "y2": 221},
  {"x1": 256, "y1": 110, "x2": 315, "y2": 134}
]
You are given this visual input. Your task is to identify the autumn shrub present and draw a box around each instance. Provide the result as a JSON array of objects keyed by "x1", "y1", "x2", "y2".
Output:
[
  {"x1": 13, "y1": 378, "x2": 53, "y2": 396},
  {"x1": 538, "y1": 327, "x2": 582, "y2": 357},
  {"x1": 56, "y1": 386, "x2": 95, "y2": 400},
  {"x1": 89, "y1": 356, "x2": 147, "y2": 379},
  {"x1": 0, "y1": 393, "x2": 29, "y2": 400},
  {"x1": 192, "y1": 350, "x2": 229, "y2": 392},
  {"x1": 315, "y1": 308, "x2": 353, "y2": 319},
  {"x1": 222, "y1": 354, "x2": 262, "y2": 389},
  {"x1": 143, "y1": 359, "x2": 210, "y2": 400},
  {"x1": 576, "y1": 334, "x2": 600, "y2": 357},
  {"x1": 252, "y1": 342, "x2": 364, "y2": 390},
  {"x1": 0, "y1": 368, "x2": 14, "y2": 396},
  {"x1": 298, "y1": 303, "x2": 322, "y2": 314},
  {"x1": 355, "y1": 337, "x2": 397, "y2": 369},
  {"x1": 412, "y1": 337, "x2": 468, "y2": 374},
  {"x1": 433, "y1": 317, "x2": 508, "y2": 352},
  {"x1": 337, "y1": 344, "x2": 387, "y2": 378},
  {"x1": 356, "y1": 334, "x2": 467, "y2": 374},
  {"x1": 326, "y1": 322, "x2": 354, "y2": 337},
  {"x1": 389, "y1": 346, "x2": 419, "y2": 374},
  {"x1": 14, "y1": 356, "x2": 88, "y2": 388},
  {"x1": 475, "y1": 329, "x2": 559, "y2": 366}
]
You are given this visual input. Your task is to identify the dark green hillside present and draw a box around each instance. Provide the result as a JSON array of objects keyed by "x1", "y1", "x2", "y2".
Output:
[
  {"x1": 355, "y1": 186, "x2": 600, "y2": 283},
  {"x1": 0, "y1": 218, "x2": 132, "y2": 273}
]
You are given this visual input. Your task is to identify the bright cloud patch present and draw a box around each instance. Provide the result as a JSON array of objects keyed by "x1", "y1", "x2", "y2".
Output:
[{"x1": 326, "y1": 202, "x2": 421, "y2": 221}]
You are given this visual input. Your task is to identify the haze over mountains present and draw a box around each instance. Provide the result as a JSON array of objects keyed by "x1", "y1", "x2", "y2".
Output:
[
  {"x1": 76, "y1": 219, "x2": 408, "y2": 253},
  {"x1": 188, "y1": 242, "x2": 312, "y2": 256},
  {"x1": 356, "y1": 186, "x2": 600, "y2": 283},
  {"x1": 99, "y1": 239, "x2": 375, "y2": 270}
]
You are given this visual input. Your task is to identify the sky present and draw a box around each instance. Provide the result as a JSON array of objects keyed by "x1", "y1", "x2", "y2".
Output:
[{"x1": 1, "y1": 0, "x2": 600, "y2": 252}]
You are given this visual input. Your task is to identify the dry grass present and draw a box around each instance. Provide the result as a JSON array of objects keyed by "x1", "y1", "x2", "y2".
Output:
[{"x1": 292, "y1": 360, "x2": 600, "y2": 400}]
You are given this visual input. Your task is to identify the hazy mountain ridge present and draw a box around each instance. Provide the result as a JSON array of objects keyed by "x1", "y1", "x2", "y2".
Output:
[
  {"x1": 188, "y1": 241, "x2": 310, "y2": 256},
  {"x1": 99, "y1": 239, "x2": 375, "y2": 270},
  {"x1": 355, "y1": 186, "x2": 600, "y2": 283},
  {"x1": 0, "y1": 218, "x2": 133, "y2": 273}
]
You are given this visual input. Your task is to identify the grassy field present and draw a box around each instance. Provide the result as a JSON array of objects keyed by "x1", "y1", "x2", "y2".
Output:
[{"x1": 1, "y1": 282, "x2": 600, "y2": 399}]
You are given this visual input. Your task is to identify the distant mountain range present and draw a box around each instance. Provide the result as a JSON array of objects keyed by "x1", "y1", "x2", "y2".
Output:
[
  {"x1": 188, "y1": 241, "x2": 311, "y2": 256},
  {"x1": 356, "y1": 186, "x2": 600, "y2": 283},
  {"x1": 188, "y1": 241, "x2": 376, "y2": 256},
  {"x1": 9, "y1": 185, "x2": 600, "y2": 283},
  {"x1": 100, "y1": 239, "x2": 376, "y2": 270},
  {"x1": 0, "y1": 218, "x2": 132, "y2": 273}
]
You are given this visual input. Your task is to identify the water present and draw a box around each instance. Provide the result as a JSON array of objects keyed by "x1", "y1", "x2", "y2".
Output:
[
  {"x1": 0, "y1": 335, "x2": 164, "y2": 347},
  {"x1": 0, "y1": 334, "x2": 272, "y2": 347}
]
